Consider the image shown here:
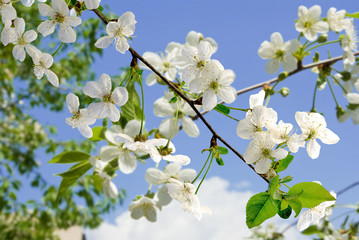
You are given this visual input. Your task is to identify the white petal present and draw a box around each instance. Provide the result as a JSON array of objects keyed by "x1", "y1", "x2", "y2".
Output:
[
  {"x1": 124, "y1": 120, "x2": 141, "y2": 137},
  {"x1": 270, "y1": 32, "x2": 284, "y2": 48},
  {"x1": 307, "y1": 139, "x2": 321, "y2": 159},
  {"x1": 182, "y1": 116, "x2": 199, "y2": 138},
  {"x1": 77, "y1": 125, "x2": 93, "y2": 138},
  {"x1": 249, "y1": 90, "x2": 265, "y2": 108},
  {"x1": 23, "y1": 30, "x2": 38, "y2": 43},
  {"x1": 88, "y1": 102, "x2": 106, "y2": 119},
  {"x1": 159, "y1": 118, "x2": 179, "y2": 139},
  {"x1": 163, "y1": 154, "x2": 190, "y2": 165},
  {"x1": 115, "y1": 37, "x2": 129, "y2": 54},
  {"x1": 106, "y1": 103, "x2": 120, "y2": 122},
  {"x1": 282, "y1": 55, "x2": 297, "y2": 72},
  {"x1": 236, "y1": 117, "x2": 256, "y2": 140},
  {"x1": 297, "y1": 211, "x2": 312, "y2": 231},
  {"x1": 84, "y1": 0, "x2": 100, "y2": 9},
  {"x1": 21, "y1": 0, "x2": 35, "y2": 7},
  {"x1": 318, "y1": 129, "x2": 339, "y2": 145},
  {"x1": 65, "y1": 16, "x2": 82, "y2": 27},
  {"x1": 153, "y1": 98, "x2": 173, "y2": 117},
  {"x1": 58, "y1": 23, "x2": 77, "y2": 43},
  {"x1": 119, "y1": 151, "x2": 136, "y2": 174},
  {"x1": 217, "y1": 86, "x2": 236, "y2": 104},
  {"x1": 265, "y1": 59, "x2": 280, "y2": 74},
  {"x1": 38, "y1": 3, "x2": 54, "y2": 17},
  {"x1": 44, "y1": 69, "x2": 59, "y2": 87},
  {"x1": 83, "y1": 81, "x2": 104, "y2": 98},
  {"x1": 112, "y1": 87, "x2": 128, "y2": 106},
  {"x1": 66, "y1": 93, "x2": 79, "y2": 113},
  {"x1": 145, "y1": 72, "x2": 158, "y2": 86},
  {"x1": 12, "y1": 45, "x2": 26, "y2": 62},
  {"x1": 254, "y1": 158, "x2": 271, "y2": 174},
  {"x1": 14, "y1": 18, "x2": 25, "y2": 36},
  {"x1": 95, "y1": 36, "x2": 114, "y2": 49},
  {"x1": 271, "y1": 148, "x2": 288, "y2": 160},
  {"x1": 99, "y1": 146, "x2": 120, "y2": 161},
  {"x1": 52, "y1": 0, "x2": 69, "y2": 16},
  {"x1": 37, "y1": 20, "x2": 57, "y2": 37},
  {"x1": 202, "y1": 90, "x2": 217, "y2": 111},
  {"x1": 145, "y1": 168, "x2": 164, "y2": 185},
  {"x1": 243, "y1": 142, "x2": 261, "y2": 164},
  {"x1": 178, "y1": 169, "x2": 197, "y2": 182}
]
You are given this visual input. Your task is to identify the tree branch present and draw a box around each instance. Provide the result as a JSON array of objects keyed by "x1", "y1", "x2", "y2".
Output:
[
  {"x1": 196, "y1": 51, "x2": 359, "y2": 117},
  {"x1": 92, "y1": 9, "x2": 269, "y2": 183}
]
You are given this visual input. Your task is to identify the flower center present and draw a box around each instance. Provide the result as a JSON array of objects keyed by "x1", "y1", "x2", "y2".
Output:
[
  {"x1": 103, "y1": 93, "x2": 113, "y2": 103},
  {"x1": 174, "y1": 110, "x2": 184, "y2": 119},
  {"x1": 304, "y1": 21, "x2": 312, "y2": 29},
  {"x1": 157, "y1": 145, "x2": 173, "y2": 156},
  {"x1": 55, "y1": 13, "x2": 65, "y2": 23},
  {"x1": 209, "y1": 81, "x2": 219, "y2": 90},
  {"x1": 18, "y1": 36, "x2": 27, "y2": 46},
  {"x1": 275, "y1": 50, "x2": 285, "y2": 59},
  {"x1": 72, "y1": 110, "x2": 80, "y2": 120},
  {"x1": 163, "y1": 62, "x2": 171, "y2": 69},
  {"x1": 196, "y1": 60, "x2": 206, "y2": 69},
  {"x1": 134, "y1": 134, "x2": 147, "y2": 142},
  {"x1": 261, "y1": 148, "x2": 271, "y2": 158}
]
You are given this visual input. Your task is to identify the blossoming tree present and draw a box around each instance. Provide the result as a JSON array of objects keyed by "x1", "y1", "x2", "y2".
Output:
[{"x1": 1, "y1": 0, "x2": 359, "y2": 239}]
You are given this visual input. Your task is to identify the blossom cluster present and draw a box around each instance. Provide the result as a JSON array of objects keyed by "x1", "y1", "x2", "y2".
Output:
[{"x1": 237, "y1": 90, "x2": 340, "y2": 176}]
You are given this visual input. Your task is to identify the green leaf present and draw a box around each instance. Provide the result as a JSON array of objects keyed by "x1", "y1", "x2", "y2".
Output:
[
  {"x1": 214, "y1": 104, "x2": 230, "y2": 115},
  {"x1": 121, "y1": 81, "x2": 141, "y2": 122},
  {"x1": 48, "y1": 151, "x2": 91, "y2": 164},
  {"x1": 277, "y1": 201, "x2": 292, "y2": 219},
  {"x1": 301, "y1": 225, "x2": 321, "y2": 235},
  {"x1": 71, "y1": 0, "x2": 77, "y2": 5},
  {"x1": 56, "y1": 162, "x2": 92, "y2": 201},
  {"x1": 91, "y1": 174, "x2": 104, "y2": 192},
  {"x1": 215, "y1": 157, "x2": 224, "y2": 166},
  {"x1": 279, "y1": 175, "x2": 293, "y2": 184},
  {"x1": 345, "y1": 12, "x2": 359, "y2": 19},
  {"x1": 89, "y1": 126, "x2": 106, "y2": 142},
  {"x1": 97, "y1": 5, "x2": 104, "y2": 11},
  {"x1": 169, "y1": 97, "x2": 177, "y2": 103},
  {"x1": 268, "y1": 175, "x2": 279, "y2": 197},
  {"x1": 288, "y1": 182, "x2": 336, "y2": 208},
  {"x1": 288, "y1": 199, "x2": 302, "y2": 217},
  {"x1": 217, "y1": 146, "x2": 228, "y2": 155},
  {"x1": 246, "y1": 192, "x2": 278, "y2": 228},
  {"x1": 275, "y1": 154, "x2": 293, "y2": 173}
]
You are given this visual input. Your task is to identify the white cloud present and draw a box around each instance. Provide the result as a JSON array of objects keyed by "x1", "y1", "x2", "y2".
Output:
[{"x1": 86, "y1": 177, "x2": 309, "y2": 240}]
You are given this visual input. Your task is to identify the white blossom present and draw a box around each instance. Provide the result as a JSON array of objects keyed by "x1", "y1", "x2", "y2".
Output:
[
  {"x1": 0, "y1": 0, "x2": 16, "y2": 23},
  {"x1": 166, "y1": 178, "x2": 205, "y2": 221},
  {"x1": 29, "y1": 48, "x2": 59, "y2": 87},
  {"x1": 140, "y1": 42, "x2": 185, "y2": 86},
  {"x1": 83, "y1": 73, "x2": 128, "y2": 122},
  {"x1": 237, "y1": 105, "x2": 278, "y2": 140},
  {"x1": 185, "y1": 30, "x2": 218, "y2": 54},
  {"x1": 181, "y1": 41, "x2": 213, "y2": 84},
  {"x1": 37, "y1": 0, "x2": 82, "y2": 43},
  {"x1": 327, "y1": 8, "x2": 352, "y2": 32},
  {"x1": 146, "y1": 138, "x2": 191, "y2": 165},
  {"x1": 128, "y1": 196, "x2": 157, "y2": 222},
  {"x1": 295, "y1": 5, "x2": 329, "y2": 41},
  {"x1": 65, "y1": 93, "x2": 96, "y2": 138},
  {"x1": 145, "y1": 163, "x2": 196, "y2": 185},
  {"x1": 333, "y1": 62, "x2": 359, "y2": 94},
  {"x1": 243, "y1": 132, "x2": 288, "y2": 174},
  {"x1": 21, "y1": 0, "x2": 46, "y2": 7},
  {"x1": 341, "y1": 22, "x2": 358, "y2": 53},
  {"x1": 89, "y1": 156, "x2": 108, "y2": 173},
  {"x1": 342, "y1": 93, "x2": 359, "y2": 124},
  {"x1": 258, "y1": 32, "x2": 300, "y2": 74},
  {"x1": 189, "y1": 60, "x2": 236, "y2": 111},
  {"x1": 153, "y1": 92, "x2": 199, "y2": 138},
  {"x1": 295, "y1": 112, "x2": 340, "y2": 159},
  {"x1": 297, "y1": 190, "x2": 336, "y2": 231},
  {"x1": 5, "y1": 18, "x2": 38, "y2": 62},
  {"x1": 95, "y1": 11, "x2": 136, "y2": 54},
  {"x1": 78, "y1": 0, "x2": 100, "y2": 10},
  {"x1": 99, "y1": 172, "x2": 118, "y2": 198},
  {"x1": 249, "y1": 90, "x2": 265, "y2": 109}
]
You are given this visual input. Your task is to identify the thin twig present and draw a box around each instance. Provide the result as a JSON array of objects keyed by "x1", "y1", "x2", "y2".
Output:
[{"x1": 196, "y1": 51, "x2": 359, "y2": 118}]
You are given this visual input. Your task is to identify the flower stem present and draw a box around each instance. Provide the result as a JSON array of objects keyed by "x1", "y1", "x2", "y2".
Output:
[
  {"x1": 214, "y1": 108, "x2": 239, "y2": 121},
  {"x1": 52, "y1": 42, "x2": 64, "y2": 57},
  {"x1": 191, "y1": 150, "x2": 212, "y2": 184},
  {"x1": 226, "y1": 106, "x2": 248, "y2": 112},
  {"x1": 195, "y1": 151, "x2": 214, "y2": 194},
  {"x1": 304, "y1": 40, "x2": 340, "y2": 54},
  {"x1": 326, "y1": 77, "x2": 340, "y2": 107},
  {"x1": 330, "y1": 74, "x2": 348, "y2": 94},
  {"x1": 311, "y1": 83, "x2": 318, "y2": 112},
  {"x1": 139, "y1": 76, "x2": 145, "y2": 135}
]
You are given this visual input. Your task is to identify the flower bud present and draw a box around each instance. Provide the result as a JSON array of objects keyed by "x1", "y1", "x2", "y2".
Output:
[
  {"x1": 336, "y1": 106, "x2": 346, "y2": 120},
  {"x1": 340, "y1": 71, "x2": 351, "y2": 81},
  {"x1": 279, "y1": 87, "x2": 290, "y2": 97},
  {"x1": 317, "y1": 34, "x2": 327, "y2": 43},
  {"x1": 278, "y1": 72, "x2": 289, "y2": 81}
]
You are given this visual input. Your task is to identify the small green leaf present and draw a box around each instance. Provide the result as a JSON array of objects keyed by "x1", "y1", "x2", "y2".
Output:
[
  {"x1": 169, "y1": 97, "x2": 177, "y2": 103},
  {"x1": 288, "y1": 199, "x2": 302, "y2": 217},
  {"x1": 275, "y1": 154, "x2": 293, "y2": 173},
  {"x1": 288, "y1": 182, "x2": 336, "y2": 208},
  {"x1": 137, "y1": 154, "x2": 150, "y2": 160},
  {"x1": 217, "y1": 146, "x2": 228, "y2": 155},
  {"x1": 279, "y1": 175, "x2": 293, "y2": 184},
  {"x1": 345, "y1": 12, "x2": 359, "y2": 19},
  {"x1": 71, "y1": 0, "x2": 77, "y2": 5},
  {"x1": 89, "y1": 126, "x2": 106, "y2": 142},
  {"x1": 97, "y1": 5, "x2": 104, "y2": 11},
  {"x1": 281, "y1": 199, "x2": 288, "y2": 210},
  {"x1": 214, "y1": 104, "x2": 230, "y2": 115},
  {"x1": 48, "y1": 151, "x2": 91, "y2": 164},
  {"x1": 215, "y1": 157, "x2": 224, "y2": 166},
  {"x1": 268, "y1": 175, "x2": 279, "y2": 197},
  {"x1": 246, "y1": 192, "x2": 278, "y2": 229},
  {"x1": 91, "y1": 175, "x2": 104, "y2": 192},
  {"x1": 301, "y1": 225, "x2": 321, "y2": 235},
  {"x1": 278, "y1": 204, "x2": 292, "y2": 219},
  {"x1": 121, "y1": 81, "x2": 141, "y2": 122}
]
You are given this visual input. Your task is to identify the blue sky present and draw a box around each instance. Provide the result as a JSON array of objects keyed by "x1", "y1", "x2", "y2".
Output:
[{"x1": 19, "y1": 0, "x2": 359, "y2": 238}]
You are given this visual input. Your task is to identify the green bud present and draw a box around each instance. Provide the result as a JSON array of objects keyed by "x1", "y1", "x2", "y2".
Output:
[
  {"x1": 279, "y1": 87, "x2": 290, "y2": 97},
  {"x1": 278, "y1": 72, "x2": 289, "y2": 81},
  {"x1": 340, "y1": 71, "x2": 352, "y2": 81},
  {"x1": 336, "y1": 106, "x2": 346, "y2": 119},
  {"x1": 317, "y1": 34, "x2": 327, "y2": 43}
]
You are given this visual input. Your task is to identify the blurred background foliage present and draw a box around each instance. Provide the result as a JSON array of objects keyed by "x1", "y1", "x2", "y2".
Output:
[{"x1": 0, "y1": 3, "x2": 125, "y2": 239}]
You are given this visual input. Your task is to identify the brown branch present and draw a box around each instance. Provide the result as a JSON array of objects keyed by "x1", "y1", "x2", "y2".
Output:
[
  {"x1": 92, "y1": 9, "x2": 269, "y2": 183},
  {"x1": 196, "y1": 51, "x2": 359, "y2": 118}
]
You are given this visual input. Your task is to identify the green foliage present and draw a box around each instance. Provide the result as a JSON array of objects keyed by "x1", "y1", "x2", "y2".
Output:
[
  {"x1": 275, "y1": 154, "x2": 293, "y2": 173},
  {"x1": 214, "y1": 104, "x2": 230, "y2": 115},
  {"x1": 345, "y1": 12, "x2": 359, "y2": 18},
  {"x1": 48, "y1": 151, "x2": 91, "y2": 164},
  {"x1": 89, "y1": 126, "x2": 107, "y2": 142},
  {"x1": 287, "y1": 182, "x2": 336, "y2": 208},
  {"x1": 246, "y1": 192, "x2": 278, "y2": 228}
]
